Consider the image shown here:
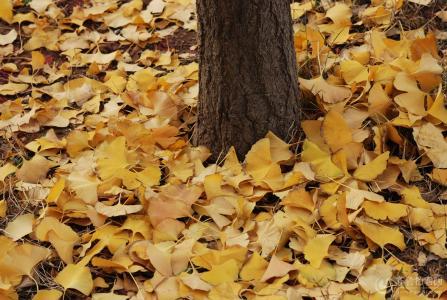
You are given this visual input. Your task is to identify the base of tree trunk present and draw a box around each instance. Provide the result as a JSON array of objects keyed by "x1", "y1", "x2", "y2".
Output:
[{"x1": 194, "y1": 0, "x2": 302, "y2": 160}]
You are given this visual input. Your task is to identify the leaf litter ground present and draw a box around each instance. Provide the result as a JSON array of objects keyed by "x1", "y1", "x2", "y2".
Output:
[{"x1": 1, "y1": 0, "x2": 447, "y2": 299}]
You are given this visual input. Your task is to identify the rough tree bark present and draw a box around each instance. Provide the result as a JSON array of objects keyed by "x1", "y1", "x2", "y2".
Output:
[{"x1": 194, "y1": 0, "x2": 302, "y2": 160}]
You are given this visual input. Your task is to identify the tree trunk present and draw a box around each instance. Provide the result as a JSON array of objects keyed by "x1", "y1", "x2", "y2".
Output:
[{"x1": 195, "y1": 0, "x2": 302, "y2": 160}]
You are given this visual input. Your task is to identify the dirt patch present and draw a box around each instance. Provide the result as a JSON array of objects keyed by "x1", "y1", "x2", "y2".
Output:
[{"x1": 155, "y1": 28, "x2": 197, "y2": 54}]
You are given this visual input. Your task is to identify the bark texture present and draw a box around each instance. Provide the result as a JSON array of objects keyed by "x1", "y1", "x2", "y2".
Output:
[{"x1": 195, "y1": 0, "x2": 302, "y2": 160}]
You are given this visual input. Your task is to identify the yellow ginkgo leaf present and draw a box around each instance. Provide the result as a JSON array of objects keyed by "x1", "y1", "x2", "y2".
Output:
[
  {"x1": 320, "y1": 195, "x2": 342, "y2": 229},
  {"x1": 266, "y1": 131, "x2": 293, "y2": 163},
  {"x1": 299, "y1": 76, "x2": 352, "y2": 104},
  {"x1": 281, "y1": 187, "x2": 314, "y2": 211},
  {"x1": 430, "y1": 168, "x2": 447, "y2": 186},
  {"x1": 0, "y1": 29, "x2": 17, "y2": 46},
  {"x1": 35, "y1": 217, "x2": 79, "y2": 264},
  {"x1": 260, "y1": 255, "x2": 295, "y2": 282},
  {"x1": 291, "y1": 1, "x2": 313, "y2": 20},
  {"x1": 394, "y1": 91, "x2": 426, "y2": 116},
  {"x1": 359, "y1": 263, "x2": 392, "y2": 294},
  {"x1": 304, "y1": 234, "x2": 336, "y2": 268},
  {"x1": 136, "y1": 165, "x2": 161, "y2": 187},
  {"x1": 104, "y1": 74, "x2": 127, "y2": 93},
  {"x1": 368, "y1": 82, "x2": 391, "y2": 116},
  {"x1": 67, "y1": 171, "x2": 100, "y2": 204},
  {"x1": 246, "y1": 138, "x2": 273, "y2": 180},
  {"x1": 363, "y1": 201, "x2": 408, "y2": 222},
  {"x1": 46, "y1": 177, "x2": 66, "y2": 203},
  {"x1": 136, "y1": 240, "x2": 172, "y2": 276},
  {"x1": 32, "y1": 290, "x2": 63, "y2": 300},
  {"x1": 200, "y1": 259, "x2": 239, "y2": 285},
  {"x1": 96, "y1": 136, "x2": 130, "y2": 180},
  {"x1": 55, "y1": 263, "x2": 94, "y2": 296},
  {"x1": 400, "y1": 186, "x2": 430, "y2": 209},
  {"x1": 239, "y1": 252, "x2": 268, "y2": 281},
  {"x1": 92, "y1": 293, "x2": 131, "y2": 300},
  {"x1": 413, "y1": 122, "x2": 447, "y2": 168},
  {"x1": 0, "y1": 200, "x2": 6, "y2": 218},
  {"x1": 0, "y1": 0, "x2": 13, "y2": 23},
  {"x1": 322, "y1": 110, "x2": 353, "y2": 152},
  {"x1": 66, "y1": 130, "x2": 91, "y2": 157},
  {"x1": 413, "y1": 53, "x2": 443, "y2": 75},
  {"x1": 340, "y1": 60, "x2": 369, "y2": 84},
  {"x1": 427, "y1": 86, "x2": 447, "y2": 124},
  {"x1": 0, "y1": 163, "x2": 17, "y2": 182},
  {"x1": 4, "y1": 214, "x2": 34, "y2": 241},
  {"x1": 245, "y1": 137, "x2": 284, "y2": 190},
  {"x1": 31, "y1": 51, "x2": 45, "y2": 70},
  {"x1": 394, "y1": 72, "x2": 420, "y2": 93},
  {"x1": 302, "y1": 140, "x2": 344, "y2": 182},
  {"x1": 355, "y1": 218, "x2": 405, "y2": 250},
  {"x1": 223, "y1": 146, "x2": 242, "y2": 175},
  {"x1": 1, "y1": 242, "x2": 51, "y2": 278},
  {"x1": 95, "y1": 201, "x2": 143, "y2": 217},
  {"x1": 0, "y1": 82, "x2": 28, "y2": 96},
  {"x1": 16, "y1": 155, "x2": 55, "y2": 183},
  {"x1": 408, "y1": 207, "x2": 434, "y2": 231},
  {"x1": 353, "y1": 151, "x2": 389, "y2": 181},
  {"x1": 295, "y1": 260, "x2": 337, "y2": 288},
  {"x1": 179, "y1": 271, "x2": 212, "y2": 291}
]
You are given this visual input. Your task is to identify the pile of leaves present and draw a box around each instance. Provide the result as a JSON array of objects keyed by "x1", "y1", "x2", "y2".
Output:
[{"x1": 0, "y1": 0, "x2": 447, "y2": 299}]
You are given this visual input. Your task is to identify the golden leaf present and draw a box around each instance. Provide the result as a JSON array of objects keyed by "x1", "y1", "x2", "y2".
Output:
[
  {"x1": 322, "y1": 110, "x2": 353, "y2": 152},
  {"x1": 0, "y1": 29, "x2": 17, "y2": 46},
  {"x1": 260, "y1": 255, "x2": 295, "y2": 282},
  {"x1": 95, "y1": 202, "x2": 143, "y2": 217},
  {"x1": 301, "y1": 140, "x2": 344, "y2": 182},
  {"x1": 55, "y1": 263, "x2": 94, "y2": 296},
  {"x1": 353, "y1": 151, "x2": 389, "y2": 181},
  {"x1": 200, "y1": 259, "x2": 239, "y2": 285},
  {"x1": 4, "y1": 213, "x2": 34, "y2": 241},
  {"x1": 304, "y1": 234, "x2": 336, "y2": 268},
  {"x1": 240, "y1": 252, "x2": 269, "y2": 281},
  {"x1": 299, "y1": 76, "x2": 352, "y2": 103},
  {"x1": 35, "y1": 217, "x2": 79, "y2": 264},
  {"x1": 0, "y1": 0, "x2": 13, "y2": 23},
  {"x1": 0, "y1": 163, "x2": 17, "y2": 182},
  {"x1": 16, "y1": 155, "x2": 55, "y2": 183},
  {"x1": 359, "y1": 263, "x2": 392, "y2": 294},
  {"x1": 32, "y1": 290, "x2": 63, "y2": 300},
  {"x1": 355, "y1": 218, "x2": 405, "y2": 250},
  {"x1": 363, "y1": 201, "x2": 408, "y2": 222}
]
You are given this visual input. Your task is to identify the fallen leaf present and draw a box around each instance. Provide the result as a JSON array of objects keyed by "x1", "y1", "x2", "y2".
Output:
[
  {"x1": 0, "y1": 29, "x2": 17, "y2": 46},
  {"x1": 16, "y1": 155, "x2": 55, "y2": 183},
  {"x1": 299, "y1": 76, "x2": 352, "y2": 103},
  {"x1": 0, "y1": 82, "x2": 29, "y2": 95},
  {"x1": 355, "y1": 218, "x2": 405, "y2": 250},
  {"x1": 322, "y1": 110, "x2": 352, "y2": 152},
  {"x1": 304, "y1": 234, "x2": 336, "y2": 268},
  {"x1": 239, "y1": 252, "x2": 269, "y2": 281},
  {"x1": 353, "y1": 151, "x2": 389, "y2": 181},
  {"x1": 55, "y1": 263, "x2": 94, "y2": 296},
  {"x1": 200, "y1": 259, "x2": 239, "y2": 285},
  {"x1": 35, "y1": 217, "x2": 79, "y2": 264},
  {"x1": 301, "y1": 140, "x2": 344, "y2": 182},
  {"x1": 0, "y1": 0, "x2": 13, "y2": 23},
  {"x1": 95, "y1": 202, "x2": 143, "y2": 217},
  {"x1": 4, "y1": 213, "x2": 34, "y2": 241},
  {"x1": 359, "y1": 263, "x2": 392, "y2": 293},
  {"x1": 413, "y1": 123, "x2": 447, "y2": 168},
  {"x1": 0, "y1": 163, "x2": 17, "y2": 182},
  {"x1": 260, "y1": 255, "x2": 295, "y2": 282},
  {"x1": 32, "y1": 290, "x2": 63, "y2": 300},
  {"x1": 408, "y1": 0, "x2": 432, "y2": 5}
]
